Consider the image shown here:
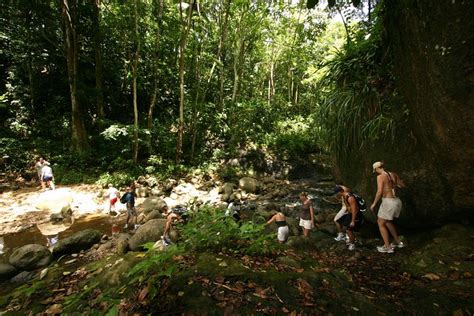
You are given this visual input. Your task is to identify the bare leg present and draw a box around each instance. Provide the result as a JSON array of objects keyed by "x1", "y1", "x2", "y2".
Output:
[
  {"x1": 347, "y1": 230, "x2": 355, "y2": 243},
  {"x1": 377, "y1": 218, "x2": 391, "y2": 247},
  {"x1": 335, "y1": 222, "x2": 343, "y2": 233},
  {"x1": 303, "y1": 228, "x2": 310, "y2": 237},
  {"x1": 385, "y1": 221, "x2": 401, "y2": 244}
]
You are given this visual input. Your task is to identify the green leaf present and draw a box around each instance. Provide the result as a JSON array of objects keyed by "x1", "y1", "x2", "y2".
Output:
[{"x1": 328, "y1": 0, "x2": 336, "y2": 7}]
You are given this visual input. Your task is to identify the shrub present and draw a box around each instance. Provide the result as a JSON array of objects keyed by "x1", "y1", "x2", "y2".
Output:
[{"x1": 96, "y1": 171, "x2": 135, "y2": 188}]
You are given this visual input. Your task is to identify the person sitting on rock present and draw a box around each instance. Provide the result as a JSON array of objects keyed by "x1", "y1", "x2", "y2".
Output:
[
  {"x1": 333, "y1": 183, "x2": 351, "y2": 242},
  {"x1": 299, "y1": 192, "x2": 315, "y2": 237},
  {"x1": 335, "y1": 185, "x2": 364, "y2": 251},
  {"x1": 121, "y1": 187, "x2": 138, "y2": 230},
  {"x1": 266, "y1": 210, "x2": 289, "y2": 243}
]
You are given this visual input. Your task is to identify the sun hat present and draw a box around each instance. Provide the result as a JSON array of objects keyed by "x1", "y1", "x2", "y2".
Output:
[{"x1": 372, "y1": 161, "x2": 384, "y2": 173}]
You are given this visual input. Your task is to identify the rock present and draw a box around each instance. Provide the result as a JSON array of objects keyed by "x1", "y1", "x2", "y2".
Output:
[
  {"x1": 150, "y1": 188, "x2": 165, "y2": 196},
  {"x1": 141, "y1": 197, "x2": 167, "y2": 215},
  {"x1": 0, "y1": 263, "x2": 18, "y2": 281},
  {"x1": 9, "y1": 244, "x2": 52, "y2": 270},
  {"x1": 116, "y1": 233, "x2": 131, "y2": 255},
  {"x1": 99, "y1": 254, "x2": 141, "y2": 286},
  {"x1": 128, "y1": 219, "x2": 167, "y2": 251},
  {"x1": 10, "y1": 271, "x2": 35, "y2": 284},
  {"x1": 52, "y1": 229, "x2": 102, "y2": 257},
  {"x1": 220, "y1": 182, "x2": 235, "y2": 200},
  {"x1": 145, "y1": 209, "x2": 164, "y2": 222},
  {"x1": 97, "y1": 241, "x2": 113, "y2": 253},
  {"x1": 286, "y1": 217, "x2": 301, "y2": 236},
  {"x1": 136, "y1": 187, "x2": 149, "y2": 198},
  {"x1": 239, "y1": 177, "x2": 260, "y2": 193}
]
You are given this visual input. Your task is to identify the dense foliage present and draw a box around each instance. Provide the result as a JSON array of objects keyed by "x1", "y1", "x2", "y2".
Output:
[{"x1": 0, "y1": 0, "x2": 397, "y2": 182}]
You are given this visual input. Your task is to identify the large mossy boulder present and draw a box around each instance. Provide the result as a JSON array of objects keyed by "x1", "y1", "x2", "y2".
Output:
[
  {"x1": 239, "y1": 177, "x2": 260, "y2": 194},
  {"x1": 128, "y1": 219, "x2": 166, "y2": 251},
  {"x1": 52, "y1": 229, "x2": 101, "y2": 256},
  {"x1": 335, "y1": 1, "x2": 474, "y2": 227},
  {"x1": 0, "y1": 263, "x2": 18, "y2": 281},
  {"x1": 141, "y1": 197, "x2": 167, "y2": 215},
  {"x1": 9, "y1": 244, "x2": 52, "y2": 270}
]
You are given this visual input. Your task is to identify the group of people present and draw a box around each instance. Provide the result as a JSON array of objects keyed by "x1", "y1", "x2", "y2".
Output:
[{"x1": 267, "y1": 161, "x2": 406, "y2": 254}]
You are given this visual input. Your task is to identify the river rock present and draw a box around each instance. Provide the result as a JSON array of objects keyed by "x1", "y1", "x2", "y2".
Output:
[
  {"x1": 141, "y1": 197, "x2": 167, "y2": 215},
  {"x1": 220, "y1": 183, "x2": 235, "y2": 202},
  {"x1": 9, "y1": 244, "x2": 52, "y2": 270},
  {"x1": 136, "y1": 186, "x2": 150, "y2": 198},
  {"x1": 52, "y1": 229, "x2": 102, "y2": 256},
  {"x1": 116, "y1": 234, "x2": 130, "y2": 255},
  {"x1": 128, "y1": 219, "x2": 166, "y2": 251},
  {"x1": 0, "y1": 263, "x2": 18, "y2": 281},
  {"x1": 10, "y1": 271, "x2": 35, "y2": 284},
  {"x1": 239, "y1": 177, "x2": 260, "y2": 193},
  {"x1": 145, "y1": 209, "x2": 164, "y2": 222}
]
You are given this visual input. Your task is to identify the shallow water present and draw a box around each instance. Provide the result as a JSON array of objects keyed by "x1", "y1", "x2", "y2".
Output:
[{"x1": 0, "y1": 215, "x2": 123, "y2": 263}]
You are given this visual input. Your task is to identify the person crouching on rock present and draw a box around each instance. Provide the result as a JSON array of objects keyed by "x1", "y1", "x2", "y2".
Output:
[
  {"x1": 121, "y1": 187, "x2": 138, "y2": 230},
  {"x1": 266, "y1": 210, "x2": 289, "y2": 243},
  {"x1": 335, "y1": 187, "x2": 364, "y2": 251},
  {"x1": 299, "y1": 192, "x2": 315, "y2": 237},
  {"x1": 161, "y1": 205, "x2": 184, "y2": 245},
  {"x1": 333, "y1": 183, "x2": 351, "y2": 242}
]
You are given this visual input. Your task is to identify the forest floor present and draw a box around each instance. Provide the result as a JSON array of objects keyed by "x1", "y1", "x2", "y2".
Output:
[{"x1": 0, "y1": 177, "x2": 473, "y2": 315}]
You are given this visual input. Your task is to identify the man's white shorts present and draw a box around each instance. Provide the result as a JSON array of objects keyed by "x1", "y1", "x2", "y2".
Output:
[
  {"x1": 277, "y1": 226, "x2": 289, "y2": 242},
  {"x1": 299, "y1": 218, "x2": 313, "y2": 230}
]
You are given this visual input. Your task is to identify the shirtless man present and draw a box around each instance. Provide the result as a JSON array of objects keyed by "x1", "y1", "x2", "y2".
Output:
[{"x1": 370, "y1": 161, "x2": 406, "y2": 253}]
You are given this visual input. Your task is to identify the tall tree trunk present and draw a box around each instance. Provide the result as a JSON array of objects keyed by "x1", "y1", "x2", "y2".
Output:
[
  {"x1": 218, "y1": 0, "x2": 231, "y2": 110},
  {"x1": 147, "y1": 0, "x2": 164, "y2": 153},
  {"x1": 60, "y1": 0, "x2": 89, "y2": 154},
  {"x1": 92, "y1": 0, "x2": 105, "y2": 125},
  {"x1": 26, "y1": 9, "x2": 35, "y2": 122},
  {"x1": 176, "y1": 0, "x2": 194, "y2": 163},
  {"x1": 132, "y1": 0, "x2": 140, "y2": 163}
]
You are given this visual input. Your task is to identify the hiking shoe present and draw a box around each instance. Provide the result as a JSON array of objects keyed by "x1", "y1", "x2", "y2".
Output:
[
  {"x1": 390, "y1": 241, "x2": 405, "y2": 248},
  {"x1": 348, "y1": 243, "x2": 355, "y2": 251},
  {"x1": 134, "y1": 224, "x2": 140, "y2": 230},
  {"x1": 334, "y1": 233, "x2": 345, "y2": 242},
  {"x1": 377, "y1": 245, "x2": 394, "y2": 253},
  {"x1": 123, "y1": 224, "x2": 128, "y2": 229}
]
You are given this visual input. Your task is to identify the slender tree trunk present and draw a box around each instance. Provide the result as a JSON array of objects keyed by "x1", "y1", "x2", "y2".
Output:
[
  {"x1": 132, "y1": 0, "x2": 140, "y2": 163},
  {"x1": 147, "y1": 0, "x2": 164, "y2": 153},
  {"x1": 218, "y1": 0, "x2": 231, "y2": 110},
  {"x1": 26, "y1": 10, "x2": 35, "y2": 121},
  {"x1": 92, "y1": 0, "x2": 105, "y2": 124},
  {"x1": 176, "y1": 0, "x2": 194, "y2": 163},
  {"x1": 60, "y1": 0, "x2": 89, "y2": 154}
]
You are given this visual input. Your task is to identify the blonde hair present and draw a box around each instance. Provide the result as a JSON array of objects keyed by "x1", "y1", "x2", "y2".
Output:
[{"x1": 300, "y1": 192, "x2": 308, "y2": 197}]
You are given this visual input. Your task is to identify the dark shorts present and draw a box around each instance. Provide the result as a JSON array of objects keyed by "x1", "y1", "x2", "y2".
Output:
[
  {"x1": 127, "y1": 204, "x2": 137, "y2": 216},
  {"x1": 336, "y1": 212, "x2": 364, "y2": 232},
  {"x1": 43, "y1": 176, "x2": 53, "y2": 182}
]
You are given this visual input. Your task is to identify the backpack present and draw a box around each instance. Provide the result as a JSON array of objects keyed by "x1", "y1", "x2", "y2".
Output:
[
  {"x1": 346, "y1": 192, "x2": 367, "y2": 212},
  {"x1": 120, "y1": 193, "x2": 128, "y2": 204}
]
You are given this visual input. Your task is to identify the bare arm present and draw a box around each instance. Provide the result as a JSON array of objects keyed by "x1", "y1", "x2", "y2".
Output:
[
  {"x1": 266, "y1": 214, "x2": 276, "y2": 225},
  {"x1": 370, "y1": 175, "x2": 384, "y2": 211},
  {"x1": 309, "y1": 202, "x2": 315, "y2": 224}
]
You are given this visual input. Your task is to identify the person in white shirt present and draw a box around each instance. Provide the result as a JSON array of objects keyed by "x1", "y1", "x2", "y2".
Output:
[
  {"x1": 41, "y1": 165, "x2": 55, "y2": 190},
  {"x1": 106, "y1": 184, "x2": 119, "y2": 214}
]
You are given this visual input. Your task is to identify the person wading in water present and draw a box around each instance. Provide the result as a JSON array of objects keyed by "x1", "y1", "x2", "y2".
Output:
[{"x1": 370, "y1": 161, "x2": 406, "y2": 253}]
